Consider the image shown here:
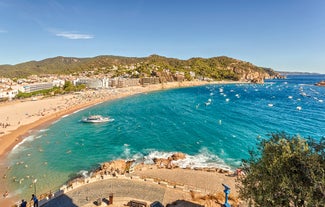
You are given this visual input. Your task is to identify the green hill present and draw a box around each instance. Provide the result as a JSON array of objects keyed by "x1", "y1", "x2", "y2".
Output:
[{"x1": 0, "y1": 55, "x2": 281, "y2": 82}]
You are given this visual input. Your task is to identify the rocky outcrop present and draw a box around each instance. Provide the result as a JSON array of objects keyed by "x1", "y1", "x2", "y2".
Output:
[
  {"x1": 92, "y1": 153, "x2": 188, "y2": 177},
  {"x1": 232, "y1": 66, "x2": 283, "y2": 83},
  {"x1": 88, "y1": 152, "x2": 233, "y2": 181},
  {"x1": 96, "y1": 159, "x2": 134, "y2": 176},
  {"x1": 315, "y1": 80, "x2": 325, "y2": 86},
  {"x1": 171, "y1": 152, "x2": 186, "y2": 160},
  {"x1": 152, "y1": 152, "x2": 187, "y2": 169}
]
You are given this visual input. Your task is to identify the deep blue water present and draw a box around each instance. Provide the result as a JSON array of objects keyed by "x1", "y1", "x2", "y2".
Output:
[{"x1": 6, "y1": 75, "x2": 325, "y2": 198}]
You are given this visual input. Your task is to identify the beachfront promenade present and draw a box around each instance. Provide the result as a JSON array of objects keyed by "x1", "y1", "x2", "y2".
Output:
[
  {"x1": 40, "y1": 167, "x2": 238, "y2": 207},
  {"x1": 43, "y1": 179, "x2": 168, "y2": 207}
]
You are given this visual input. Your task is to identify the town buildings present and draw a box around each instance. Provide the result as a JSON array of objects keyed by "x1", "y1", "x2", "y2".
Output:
[{"x1": 0, "y1": 71, "x2": 186, "y2": 101}]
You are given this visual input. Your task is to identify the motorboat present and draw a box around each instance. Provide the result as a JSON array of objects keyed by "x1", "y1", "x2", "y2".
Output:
[{"x1": 81, "y1": 115, "x2": 114, "y2": 123}]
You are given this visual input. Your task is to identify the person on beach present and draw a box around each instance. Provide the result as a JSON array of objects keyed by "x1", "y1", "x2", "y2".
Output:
[
  {"x1": 20, "y1": 199, "x2": 27, "y2": 207},
  {"x1": 31, "y1": 194, "x2": 38, "y2": 207}
]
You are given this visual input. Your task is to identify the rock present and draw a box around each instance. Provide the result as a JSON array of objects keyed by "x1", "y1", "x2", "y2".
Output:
[
  {"x1": 315, "y1": 80, "x2": 325, "y2": 86},
  {"x1": 153, "y1": 158, "x2": 171, "y2": 168},
  {"x1": 171, "y1": 152, "x2": 186, "y2": 160},
  {"x1": 100, "y1": 159, "x2": 127, "y2": 174},
  {"x1": 151, "y1": 153, "x2": 187, "y2": 169}
]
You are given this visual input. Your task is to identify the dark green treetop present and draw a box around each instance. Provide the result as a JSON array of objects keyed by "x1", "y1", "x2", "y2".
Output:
[{"x1": 238, "y1": 132, "x2": 325, "y2": 207}]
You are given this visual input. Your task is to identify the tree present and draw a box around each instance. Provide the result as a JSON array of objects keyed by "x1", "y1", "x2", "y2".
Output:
[
  {"x1": 238, "y1": 132, "x2": 325, "y2": 207},
  {"x1": 63, "y1": 80, "x2": 74, "y2": 92}
]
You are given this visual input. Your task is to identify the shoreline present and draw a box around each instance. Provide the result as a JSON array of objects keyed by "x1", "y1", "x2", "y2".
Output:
[{"x1": 0, "y1": 80, "x2": 244, "y2": 206}]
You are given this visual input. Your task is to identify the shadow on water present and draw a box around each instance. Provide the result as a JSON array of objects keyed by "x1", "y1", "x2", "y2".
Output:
[{"x1": 42, "y1": 194, "x2": 78, "y2": 207}]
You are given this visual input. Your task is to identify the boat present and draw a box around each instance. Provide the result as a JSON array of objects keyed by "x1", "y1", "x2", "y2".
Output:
[{"x1": 81, "y1": 115, "x2": 114, "y2": 123}]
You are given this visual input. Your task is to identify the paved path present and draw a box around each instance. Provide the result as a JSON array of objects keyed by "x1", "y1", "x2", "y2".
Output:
[
  {"x1": 41, "y1": 168, "x2": 238, "y2": 207},
  {"x1": 132, "y1": 168, "x2": 237, "y2": 195},
  {"x1": 42, "y1": 178, "x2": 186, "y2": 207}
]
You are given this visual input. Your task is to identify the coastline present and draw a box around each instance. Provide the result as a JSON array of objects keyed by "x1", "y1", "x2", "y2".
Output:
[{"x1": 0, "y1": 80, "x2": 243, "y2": 206}]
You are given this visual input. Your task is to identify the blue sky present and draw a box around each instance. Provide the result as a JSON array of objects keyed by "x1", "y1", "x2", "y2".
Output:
[{"x1": 0, "y1": 0, "x2": 324, "y2": 73}]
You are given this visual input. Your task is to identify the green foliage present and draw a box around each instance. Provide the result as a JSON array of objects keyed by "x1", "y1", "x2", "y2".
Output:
[
  {"x1": 15, "y1": 88, "x2": 56, "y2": 99},
  {"x1": 63, "y1": 81, "x2": 74, "y2": 92},
  {"x1": 0, "y1": 55, "x2": 279, "y2": 81},
  {"x1": 238, "y1": 132, "x2": 325, "y2": 207},
  {"x1": 75, "y1": 84, "x2": 86, "y2": 91},
  {"x1": 63, "y1": 81, "x2": 85, "y2": 93},
  {"x1": 184, "y1": 72, "x2": 193, "y2": 81}
]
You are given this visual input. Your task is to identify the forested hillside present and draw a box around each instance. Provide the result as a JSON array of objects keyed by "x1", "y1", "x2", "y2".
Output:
[{"x1": 0, "y1": 55, "x2": 281, "y2": 82}]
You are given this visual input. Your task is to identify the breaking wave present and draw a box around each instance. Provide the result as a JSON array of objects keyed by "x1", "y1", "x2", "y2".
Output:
[{"x1": 132, "y1": 147, "x2": 232, "y2": 171}]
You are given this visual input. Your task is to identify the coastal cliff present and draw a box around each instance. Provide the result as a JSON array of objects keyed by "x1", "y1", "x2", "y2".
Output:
[{"x1": 0, "y1": 55, "x2": 282, "y2": 83}]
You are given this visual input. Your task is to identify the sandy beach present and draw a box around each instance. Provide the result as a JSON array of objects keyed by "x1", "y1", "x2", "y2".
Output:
[{"x1": 0, "y1": 80, "x2": 243, "y2": 207}]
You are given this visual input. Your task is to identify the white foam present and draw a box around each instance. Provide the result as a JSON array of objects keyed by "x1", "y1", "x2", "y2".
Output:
[
  {"x1": 144, "y1": 151, "x2": 174, "y2": 160},
  {"x1": 39, "y1": 128, "x2": 49, "y2": 132},
  {"x1": 131, "y1": 152, "x2": 144, "y2": 161},
  {"x1": 11, "y1": 135, "x2": 35, "y2": 153},
  {"x1": 142, "y1": 148, "x2": 232, "y2": 170},
  {"x1": 61, "y1": 114, "x2": 71, "y2": 118},
  {"x1": 78, "y1": 170, "x2": 89, "y2": 178},
  {"x1": 73, "y1": 108, "x2": 87, "y2": 114},
  {"x1": 35, "y1": 135, "x2": 43, "y2": 139},
  {"x1": 122, "y1": 144, "x2": 131, "y2": 159}
]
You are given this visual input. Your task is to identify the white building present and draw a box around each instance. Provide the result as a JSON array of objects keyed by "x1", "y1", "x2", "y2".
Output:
[
  {"x1": 53, "y1": 79, "x2": 65, "y2": 87},
  {"x1": 23, "y1": 82, "x2": 53, "y2": 93},
  {"x1": 0, "y1": 88, "x2": 19, "y2": 100},
  {"x1": 75, "y1": 78, "x2": 110, "y2": 89}
]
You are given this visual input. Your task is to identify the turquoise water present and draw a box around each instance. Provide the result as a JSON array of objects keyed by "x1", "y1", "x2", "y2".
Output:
[{"x1": 5, "y1": 75, "x2": 325, "y2": 198}]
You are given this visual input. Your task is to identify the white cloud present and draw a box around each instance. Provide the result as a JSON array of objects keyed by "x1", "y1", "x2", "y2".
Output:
[{"x1": 56, "y1": 32, "x2": 94, "y2": 40}]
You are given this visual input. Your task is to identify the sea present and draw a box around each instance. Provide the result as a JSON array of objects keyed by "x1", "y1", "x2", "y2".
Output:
[{"x1": 4, "y1": 75, "x2": 325, "y2": 199}]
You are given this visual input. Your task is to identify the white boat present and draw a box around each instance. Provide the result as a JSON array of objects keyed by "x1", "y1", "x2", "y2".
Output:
[
  {"x1": 81, "y1": 115, "x2": 114, "y2": 123},
  {"x1": 205, "y1": 98, "x2": 212, "y2": 106}
]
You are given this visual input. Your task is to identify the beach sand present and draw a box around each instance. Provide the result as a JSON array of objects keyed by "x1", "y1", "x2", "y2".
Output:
[{"x1": 0, "y1": 80, "x2": 243, "y2": 206}]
